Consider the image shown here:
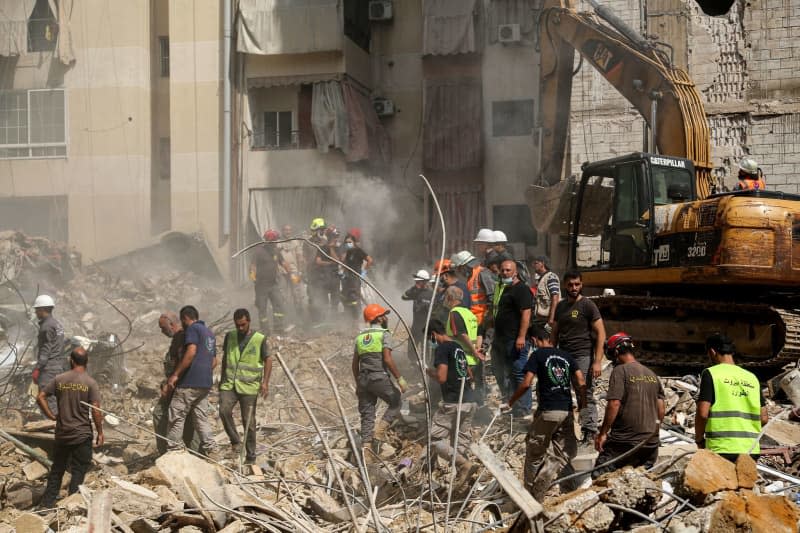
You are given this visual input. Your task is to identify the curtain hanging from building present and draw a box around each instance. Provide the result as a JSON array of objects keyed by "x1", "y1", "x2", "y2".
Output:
[
  {"x1": 248, "y1": 186, "x2": 341, "y2": 237},
  {"x1": 423, "y1": 77, "x2": 483, "y2": 170},
  {"x1": 487, "y1": 0, "x2": 537, "y2": 44},
  {"x1": 422, "y1": 0, "x2": 478, "y2": 55},
  {"x1": 311, "y1": 80, "x2": 349, "y2": 154},
  {"x1": 341, "y1": 80, "x2": 390, "y2": 166},
  {"x1": 0, "y1": 0, "x2": 36, "y2": 57},
  {"x1": 237, "y1": 0, "x2": 342, "y2": 55},
  {"x1": 424, "y1": 182, "x2": 486, "y2": 258},
  {"x1": 48, "y1": 0, "x2": 75, "y2": 64}
]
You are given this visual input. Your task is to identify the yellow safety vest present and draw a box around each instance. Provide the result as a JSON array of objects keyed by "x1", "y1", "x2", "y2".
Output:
[
  {"x1": 446, "y1": 307, "x2": 479, "y2": 366},
  {"x1": 705, "y1": 364, "x2": 762, "y2": 454},
  {"x1": 220, "y1": 331, "x2": 265, "y2": 395},
  {"x1": 355, "y1": 327, "x2": 388, "y2": 375}
]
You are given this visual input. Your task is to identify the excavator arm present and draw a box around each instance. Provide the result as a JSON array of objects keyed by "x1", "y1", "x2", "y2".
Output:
[{"x1": 537, "y1": 0, "x2": 712, "y2": 197}]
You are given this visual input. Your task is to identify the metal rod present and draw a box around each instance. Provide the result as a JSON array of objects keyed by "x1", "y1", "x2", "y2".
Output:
[
  {"x1": 0, "y1": 427, "x2": 53, "y2": 467},
  {"x1": 443, "y1": 377, "x2": 467, "y2": 530}
]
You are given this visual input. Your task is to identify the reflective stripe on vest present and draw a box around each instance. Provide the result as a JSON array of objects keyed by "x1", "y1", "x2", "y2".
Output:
[
  {"x1": 705, "y1": 364, "x2": 762, "y2": 454},
  {"x1": 446, "y1": 307, "x2": 479, "y2": 366},
  {"x1": 220, "y1": 331, "x2": 265, "y2": 395},
  {"x1": 467, "y1": 266, "x2": 488, "y2": 323}
]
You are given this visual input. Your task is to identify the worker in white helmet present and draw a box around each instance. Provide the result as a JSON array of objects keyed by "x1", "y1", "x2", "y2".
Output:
[
  {"x1": 473, "y1": 228, "x2": 496, "y2": 264},
  {"x1": 402, "y1": 269, "x2": 433, "y2": 365},
  {"x1": 492, "y1": 230, "x2": 516, "y2": 259},
  {"x1": 32, "y1": 294, "x2": 66, "y2": 416},
  {"x1": 734, "y1": 157, "x2": 766, "y2": 191}
]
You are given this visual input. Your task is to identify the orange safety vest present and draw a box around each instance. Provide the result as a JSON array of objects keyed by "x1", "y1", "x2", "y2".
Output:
[
  {"x1": 467, "y1": 265, "x2": 488, "y2": 324},
  {"x1": 735, "y1": 177, "x2": 766, "y2": 191}
]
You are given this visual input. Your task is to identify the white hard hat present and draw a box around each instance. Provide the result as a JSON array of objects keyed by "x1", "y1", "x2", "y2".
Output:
[
  {"x1": 33, "y1": 294, "x2": 55, "y2": 308},
  {"x1": 413, "y1": 269, "x2": 431, "y2": 281},
  {"x1": 493, "y1": 230, "x2": 508, "y2": 243},
  {"x1": 450, "y1": 250, "x2": 476, "y2": 267},
  {"x1": 738, "y1": 157, "x2": 758, "y2": 176},
  {"x1": 473, "y1": 228, "x2": 495, "y2": 243}
]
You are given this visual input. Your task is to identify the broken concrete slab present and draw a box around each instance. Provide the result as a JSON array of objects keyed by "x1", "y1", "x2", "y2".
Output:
[
  {"x1": 22, "y1": 461, "x2": 48, "y2": 481},
  {"x1": 741, "y1": 491, "x2": 799, "y2": 533},
  {"x1": 110, "y1": 477, "x2": 158, "y2": 500},
  {"x1": 762, "y1": 418, "x2": 800, "y2": 446},
  {"x1": 595, "y1": 466, "x2": 660, "y2": 513},
  {"x1": 735, "y1": 455, "x2": 758, "y2": 489},
  {"x1": 14, "y1": 513, "x2": 46, "y2": 533},
  {"x1": 679, "y1": 449, "x2": 738, "y2": 501},
  {"x1": 543, "y1": 489, "x2": 615, "y2": 533}
]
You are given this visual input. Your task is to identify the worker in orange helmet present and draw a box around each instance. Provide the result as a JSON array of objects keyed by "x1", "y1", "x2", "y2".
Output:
[
  {"x1": 250, "y1": 230, "x2": 289, "y2": 333},
  {"x1": 352, "y1": 304, "x2": 408, "y2": 460},
  {"x1": 734, "y1": 157, "x2": 766, "y2": 191}
]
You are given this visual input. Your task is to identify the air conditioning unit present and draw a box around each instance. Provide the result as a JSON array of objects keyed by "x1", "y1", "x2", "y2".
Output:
[
  {"x1": 369, "y1": 0, "x2": 393, "y2": 21},
  {"x1": 498, "y1": 23, "x2": 521, "y2": 43},
  {"x1": 373, "y1": 97, "x2": 395, "y2": 117}
]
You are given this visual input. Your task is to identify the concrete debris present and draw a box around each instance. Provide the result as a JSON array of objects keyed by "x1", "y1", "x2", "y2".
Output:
[
  {"x1": 13, "y1": 512, "x2": 47, "y2": 533},
  {"x1": 679, "y1": 449, "x2": 739, "y2": 501},
  {"x1": 22, "y1": 461, "x2": 48, "y2": 482},
  {"x1": 595, "y1": 466, "x2": 660, "y2": 513},
  {"x1": 543, "y1": 489, "x2": 615, "y2": 533}
]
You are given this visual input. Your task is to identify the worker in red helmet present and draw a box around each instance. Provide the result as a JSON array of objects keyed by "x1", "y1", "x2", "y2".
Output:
[
  {"x1": 340, "y1": 230, "x2": 373, "y2": 323},
  {"x1": 352, "y1": 304, "x2": 407, "y2": 461},
  {"x1": 249, "y1": 230, "x2": 289, "y2": 333},
  {"x1": 592, "y1": 332, "x2": 665, "y2": 479}
]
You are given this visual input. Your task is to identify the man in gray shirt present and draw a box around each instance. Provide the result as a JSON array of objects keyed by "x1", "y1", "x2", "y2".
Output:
[{"x1": 32, "y1": 294, "x2": 66, "y2": 415}]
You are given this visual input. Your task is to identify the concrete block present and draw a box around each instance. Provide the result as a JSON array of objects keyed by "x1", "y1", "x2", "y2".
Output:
[
  {"x1": 595, "y1": 466, "x2": 660, "y2": 514},
  {"x1": 709, "y1": 491, "x2": 799, "y2": 533},
  {"x1": 735, "y1": 455, "x2": 758, "y2": 489},
  {"x1": 23, "y1": 461, "x2": 48, "y2": 481},
  {"x1": 543, "y1": 489, "x2": 615, "y2": 533},
  {"x1": 14, "y1": 513, "x2": 46, "y2": 533},
  {"x1": 679, "y1": 449, "x2": 738, "y2": 501}
]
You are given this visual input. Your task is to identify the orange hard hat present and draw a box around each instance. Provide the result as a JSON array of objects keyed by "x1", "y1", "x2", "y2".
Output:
[
  {"x1": 363, "y1": 303, "x2": 389, "y2": 323},
  {"x1": 432, "y1": 258, "x2": 453, "y2": 275}
]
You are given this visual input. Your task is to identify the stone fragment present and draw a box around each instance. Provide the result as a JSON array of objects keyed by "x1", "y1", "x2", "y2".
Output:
[
  {"x1": 136, "y1": 465, "x2": 172, "y2": 487},
  {"x1": 762, "y1": 418, "x2": 800, "y2": 446},
  {"x1": 14, "y1": 513, "x2": 46, "y2": 533},
  {"x1": 110, "y1": 476, "x2": 159, "y2": 499},
  {"x1": 742, "y1": 491, "x2": 799, "y2": 533},
  {"x1": 595, "y1": 466, "x2": 660, "y2": 513},
  {"x1": 129, "y1": 517, "x2": 160, "y2": 533},
  {"x1": 154, "y1": 485, "x2": 183, "y2": 512},
  {"x1": 23, "y1": 461, "x2": 48, "y2": 481},
  {"x1": 709, "y1": 491, "x2": 748, "y2": 532},
  {"x1": 735, "y1": 454, "x2": 757, "y2": 489},
  {"x1": 680, "y1": 449, "x2": 738, "y2": 501},
  {"x1": 218, "y1": 520, "x2": 247, "y2": 532},
  {"x1": 543, "y1": 489, "x2": 615, "y2": 533},
  {"x1": 60, "y1": 492, "x2": 87, "y2": 514}
]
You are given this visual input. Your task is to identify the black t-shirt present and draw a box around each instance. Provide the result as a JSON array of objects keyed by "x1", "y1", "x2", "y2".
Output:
[
  {"x1": 494, "y1": 282, "x2": 533, "y2": 340},
  {"x1": 555, "y1": 297, "x2": 602, "y2": 358},
  {"x1": 524, "y1": 347, "x2": 579, "y2": 411},
  {"x1": 344, "y1": 247, "x2": 368, "y2": 271},
  {"x1": 698, "y1": 368, "x2": 766, "y2": 406},
  {"x1": 252, "y1": 244, "x2": 280, "y2": 284},
  {"x1": 433, "y1": 341, "x2": 475, "y2": 403}
]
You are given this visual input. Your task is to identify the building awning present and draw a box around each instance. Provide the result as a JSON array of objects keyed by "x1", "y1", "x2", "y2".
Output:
[
  {"x1": 423, "y1": 0, "x2": 478, "y2": 56},
  {"x1": 423, "y1": 77, "x2": 482, "y2": 170},
  {"x1": 237, "y1": 0, "x2": 343, "y2": 55},
  {"x1": 247, "y1": 73, "x2": 341, "y2": 88}
]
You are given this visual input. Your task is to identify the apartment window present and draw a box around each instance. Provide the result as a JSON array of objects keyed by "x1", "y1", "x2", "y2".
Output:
[
  {"x1": 255, "y1": 111, "x2": 294, "y2": 149},
  {"x1": 28, "y1": 0, "x2": 58, "y2": 53},
  {"x1": 492, "y1": 99, "x2": 534, "y2": 137},
  {"x1": 0, "y1": 89, "x2": 67, "y2": 159},
  {"x1": 159, "y1": 37, "x2": 170, "y2": 77}
]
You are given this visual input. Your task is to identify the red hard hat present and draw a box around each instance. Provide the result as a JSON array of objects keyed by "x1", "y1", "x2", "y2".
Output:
[
  {"x1": 263, "y1": 229, "x2": 280, "y2": 241},
  {"x1": 606, "y1": 332, "x2": 634, "y2": 359},
  {"x1": 432, "y1": 258, "x2": 453, "y2": 276},
  {"x1": 363, "y1": 303, "x2": 389, "y2": 323},
  {"x1": 348, "y1": 227, "x2": 362, "y2": 241}
]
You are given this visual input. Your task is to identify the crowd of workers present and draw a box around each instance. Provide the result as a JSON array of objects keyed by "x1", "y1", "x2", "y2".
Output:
[{"x1": 28, "y1": 216, "x2": 769, "y2": 507}]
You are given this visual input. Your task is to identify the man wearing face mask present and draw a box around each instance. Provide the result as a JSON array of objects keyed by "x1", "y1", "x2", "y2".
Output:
[
  {"x1": 352, "y1": 304, "x2": 408, "y2": 460},
  {"x1": 490, "y1": 260, "x2": 533, "y2": 417},
  {"x1": 341, "y1": 228, "x2": 373, "y2": 323}
]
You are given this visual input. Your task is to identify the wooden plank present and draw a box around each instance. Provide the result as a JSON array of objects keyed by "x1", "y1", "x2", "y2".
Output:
[{"x1": 470, "y1": 442, "x2": 543, "y2": 522}]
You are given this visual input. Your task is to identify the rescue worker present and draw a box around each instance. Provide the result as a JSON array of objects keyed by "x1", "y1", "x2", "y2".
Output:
[
  {"x1": 315, "y1": 226, "x2": 342, "y2": 315},
  {"x1": 306, "y1": 218, "x2": 328, "y2": 322},
  {"x1": 442, "y1": 286, "x2": 485, "y2": 404},
  {"x1": 427, "y1": 319, "x2": 479, "y2": 487},
  {"x1": 734, "y1": 157, "x2": 766, "y2": 191},
  {"x1": 473, "y1": 228, "x2": 496, "y2": 264},
  {"x1": 278, "y1": 224, "x2": 305, "y2": 315},
  {"x1": 452, "y1": 250, "x2": 495, "y2": 335},
  {"x1": 250, "y1": 229, "x2": 289, "y2": 333},
  {"x1": 401, "y1": 269, "x2": 433, "y2": 364},
  {"x1": 219, "y1": 309, "x2": 271, "y2": 465},
  {"x1": 593, "y1": 333, "x2": 664, "y2": 477},
  {"x1": 32, "y1": 294, "x2": 66, "y2": 416},
  {"x1": 437, "y1": 259, "x2": 471, "y2": 309},
  {"x1": 504, "y1": 324, "x2": 585, "y2": 500},
  {"x1": 352, "y1": 304, "x2": 408, "y2": 458},
  {"x1": 153, "y1": 312, "x2": 200, "y2": 455},
  {"x1": 340, "y1": 228, "x2": 373, "y2": 323},
  {"x1": 430, "y1": 259, "x2": 453, "y2": 324},
  {"x1": 492, "y1": 230, "x2": 515, "y2": 259},
  {"x1": 695, "y1": 333, "x2": 768, "y2": 461},
  {"x1": 531, "y1": 255, "x2": 560, "y2": 329},
  {"x1": 37, "y1": 347, "x2": 103, "y2": 509}
]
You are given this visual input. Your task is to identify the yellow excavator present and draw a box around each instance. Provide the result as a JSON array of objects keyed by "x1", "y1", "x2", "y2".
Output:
[{"x1": 529, "y1": 0, "x2": 800, "y2": 372}]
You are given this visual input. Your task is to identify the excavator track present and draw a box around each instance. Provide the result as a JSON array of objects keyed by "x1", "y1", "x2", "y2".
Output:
[{"x1": 594, "y1": 295, "x2": 800, "y2": 372}]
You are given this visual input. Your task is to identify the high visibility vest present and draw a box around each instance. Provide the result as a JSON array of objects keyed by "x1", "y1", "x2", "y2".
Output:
[
  {"x1": 735, "y1": 177, "x2": 766, "y2": 191},
  {"x1": 355, "y1": 327, "x2": 388, "y2": 375},
  {"x1": 705, "y1": 364, "x2": 762, "y2": 454},
  {"x1": 220, "y1": 331, "x2": 265, "y2": 395},
  {"x1": 467, "y1": 266, "x2": 488, "y2": 324},
  {"x1": 492, "y1": 282, "x2": 506, "y2": 319},
  {"x1": 446, "y1": 307, "x2": 479, "y2": 367}
]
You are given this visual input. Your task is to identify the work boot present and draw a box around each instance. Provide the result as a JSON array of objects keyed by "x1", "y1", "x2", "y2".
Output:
[{"x1": 373, "y1": 419, "x2": 391, "y2": 440}]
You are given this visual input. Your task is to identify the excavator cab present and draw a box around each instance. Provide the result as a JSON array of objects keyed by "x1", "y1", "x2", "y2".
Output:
[{"x1": 571, "y1": 152, "x2": 695, "y2": 270}]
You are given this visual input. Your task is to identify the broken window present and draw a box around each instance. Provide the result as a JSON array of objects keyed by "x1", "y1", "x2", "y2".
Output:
[
  {"x1": 159, "y1": 36, "x2": 170, "y2": 77},
  {"x1": 0, "y1": 88, "x2": 66, "y2": 159},
  {"x1": 27, "y1": 0, "x2": 58, "y2": 53},
  {"x1": 492, "y1": 99, "x2": 534, "y2": 137}
]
